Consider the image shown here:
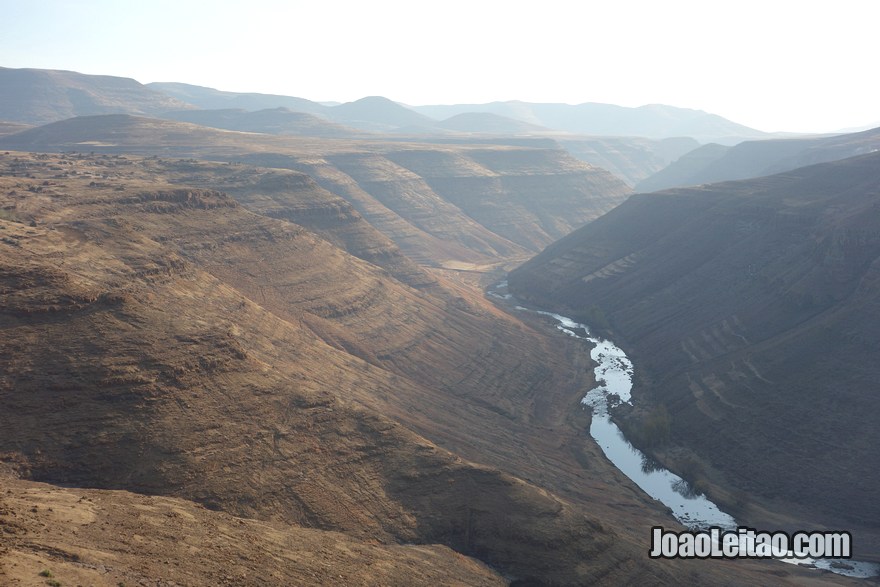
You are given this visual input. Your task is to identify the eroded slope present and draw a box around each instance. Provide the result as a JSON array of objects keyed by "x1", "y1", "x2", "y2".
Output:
[
  {"x1": 0, "y1": 152, "x2": 671, "y2": 585},
  {"x1": 510, "y1": 153, "x2": 880, "y2": 558}
]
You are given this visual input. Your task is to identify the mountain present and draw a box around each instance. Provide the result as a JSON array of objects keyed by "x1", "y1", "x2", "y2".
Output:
[
  {"x1": 412, "y1": 101, "x2": 771, "y2": 144},
  {"x1": 436, "y1": 112, "x2": 550, "y2": 134},
  {"x1": 147, "y1": 81, "x2": 328, "y2": 115},
  {"x1": 509, "y1": 152, "x2": 880, "y2": 557},
  {"x1": 148, "y1": 84, "x2": 436, "y2": 133},
  {"x1": 1, "y1": 148, "x2": 839, "y2": 586},
  {"x1": 0, "y1": 150, "x2": 668, "y2": 585},
  {"x1": 0, "y1": 67, "x2": 770, "y2": 146},
  {"x1": 328, "y1": 96, "x2": 438, "y2": 132},
  {"x1": 9, "y1": 149, "x2": 818, "y2": 585},
  {"x1": 0, "y1": 67, "x2": 193, "y2": 124},
  {"x1": 159, "y1": 107, "x2": 363, "y2": 137},
  {"x1": 556, "y1": 136, "x2": 699, "y2": 187},
  {"x1": 0, "y1": 115, "x2": 632, "y2": 265},
  {"x1": 0, "y1": 121, "x2": 32, "y2": 137},
  {"x1": 637, "y1": 126, "x2": 880, "y2": 192}
]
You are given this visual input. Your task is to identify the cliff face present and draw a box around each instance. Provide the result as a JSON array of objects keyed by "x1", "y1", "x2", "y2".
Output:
[
  {"x1": 509, "y1": 153, "x2": 880, "y2": 554},
  {"x1": 385, "y1": 148, "x2": 631, "y2": 252}
]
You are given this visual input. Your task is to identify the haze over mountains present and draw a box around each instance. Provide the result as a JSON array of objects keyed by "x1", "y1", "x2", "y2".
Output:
[
  {"x1": 1, "y1": 67, "x2": 771, "y2": 144},
  {"x1": 2, "y1": 63, "x2": 879, "y2": 585},
  {"x1": 0, "y1": 67, "x2": 191, "y2": 124},
  {"x1": 636, "y1": 126, "x2": 880, "y2": 192}
]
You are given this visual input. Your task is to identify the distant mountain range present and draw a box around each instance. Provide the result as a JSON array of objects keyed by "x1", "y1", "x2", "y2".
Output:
[
  {"x1": 411, "y1": 101, "x2": 772, "y2": 144},
  {"x1": 146, "y1": 81, "x2": 328, "y2": 115},
  {"x1": 0, "y1": 66, "x2": 192, "y2": 124},
  {"x1": 636, "y1": 126, "x2": 880, "y2": 192},
  {"x1": 1, "y1": 66, "x2": 772, "y2": 144},
  {"x1": 160, "y1": 107, "x2": 363, "y2": 138}
]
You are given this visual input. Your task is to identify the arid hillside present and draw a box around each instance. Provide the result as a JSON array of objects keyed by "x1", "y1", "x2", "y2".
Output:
[
  {"x1": 0, "y1": 114, "x2": 632, "y2": 267},
  {"x1": 0, "y1": 470, "x2": 505, "y2": 587},
  {"x1": 0, "y1": 151, "x2": 664, "y2": 585},
  {"x1": 510, "y1": 152, "x2": 880, "y2": 558},
  {"x1": 0, "y1": 151, "x2": 845, "y2": 585}
]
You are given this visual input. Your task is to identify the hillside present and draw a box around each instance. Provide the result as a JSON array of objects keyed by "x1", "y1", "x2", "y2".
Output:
[
  {"x1": 159, "y1": 107, "x2": 364, "y2": 138},
  {"x1": 509, "y1": 152, "x2": 880, "y2": 558},
  {"x1": 0, "y1": 122, "x2": 32, "y2": 137},
  {"x1": 147, "y1": 81, "x2": 329, "y2": 115},
  {"x1": 0, "y1": 67, "x2": 719, "y2": 189},
  {"x1": 1, "y1": 150, "x2": 854, "y2": 585},
  {"x1": 329, "y1": 96, "x2": 438, "y2": 132},
  {"x1": 0, "y1": 150, "x2": 683, "y2": 585},
  {"x1": 637, "y1": 126, "x2": 880, "y2": 192},
  {"x1": 557, "y1": 136, "x2": 699, "y2": 186},
  {"x1": 0, "y1": 470, "x2": 504, "y2": 586},
  {"x1": 412, "y1": 101, "x2": 771, "y2": 144},
  {"x1": 0, "y1": 115, "x2": 632, "y2": 266},
  {"x1": 436, "y1": 112, "x2": 550, "y2": 134},
  {"x1": 0, "y1": 67, "x2": 192, "y2": 124}
]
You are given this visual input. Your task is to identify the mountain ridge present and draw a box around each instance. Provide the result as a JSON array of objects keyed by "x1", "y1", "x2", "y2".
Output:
[
  {"x1": 636, "y1": 126, "x2": 880, "y2": 192},
  {"x1": 0, "y1": 66, "x2": 193, "y2": 124}
]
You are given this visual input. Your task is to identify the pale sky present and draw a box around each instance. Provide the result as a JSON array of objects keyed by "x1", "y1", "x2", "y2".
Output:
[{"x1": 1, "y1": 0, "x2": 878, "y2": 133}]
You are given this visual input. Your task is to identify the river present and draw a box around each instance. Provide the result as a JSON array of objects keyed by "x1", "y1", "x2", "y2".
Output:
[{"x1": 489, "y1": 280, "x2": 879, "y2": 579}]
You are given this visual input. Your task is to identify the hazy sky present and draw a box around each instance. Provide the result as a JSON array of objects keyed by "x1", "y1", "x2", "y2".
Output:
[{"x1": 2, "y1": 0, "x2": 877, "y2": 133}]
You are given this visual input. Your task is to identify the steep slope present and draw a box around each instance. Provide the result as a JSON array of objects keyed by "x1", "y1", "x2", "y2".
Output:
[
  {"x1": 384, "y1": 147, "x2": 631, "y2": 251},
  {"x1": 0, "y1": 115, "x2": 632, "y2": 267},
  {"x1": 0, "y1": 151, "x2": 677, "y2": 585},
  {"x1": 509, "y1": 152, "x2": 880, "y2": 557},
  {"x1": 3, "y1": 145, "x2": 865, "y2": 585},
  {"x1": 558, "y1": 136, "x2": 699, "y2": 187},
  {"x1": 0, "y1": 151, "x2": 837, "y2": 585},
  {"x1": 637, "y1": 126, "x2": 880, "y2": 192},
  {"x1": 0, "y1": 67, "x2": 192, "y2": 124},
  {"x1": 0, "y1": 471, "x2": 505, "y2": 587},
  {"x1": 131, "y1": 158, "x2": 436, "y2": 288},
  {"x1": 635, "y1": 142, "x2": 733, "y2": 192}
]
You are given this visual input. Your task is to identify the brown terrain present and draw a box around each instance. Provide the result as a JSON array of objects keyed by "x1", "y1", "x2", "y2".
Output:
[
  {"x1": 0, "y1": 114, "x2": 633, "y2": 266},
  {"x1": 0, "y1": 150, "x2": 853, "y2": 586},
  {"x1": 0, "y1": 468, "x2": 504, "y2": 587},
  {"x1": 510, "y1": 153, "x2": 880, "y2": 561}
]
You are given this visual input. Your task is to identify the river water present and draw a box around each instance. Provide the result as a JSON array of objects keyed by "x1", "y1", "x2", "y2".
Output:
[{"x1": 489, "y1": 280, "x2": 879, "y2": 578}]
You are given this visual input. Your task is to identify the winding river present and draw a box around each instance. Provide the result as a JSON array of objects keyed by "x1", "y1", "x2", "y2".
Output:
[{"x1": 489, "y1": 280, "x2": 879, "y2": 579}]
